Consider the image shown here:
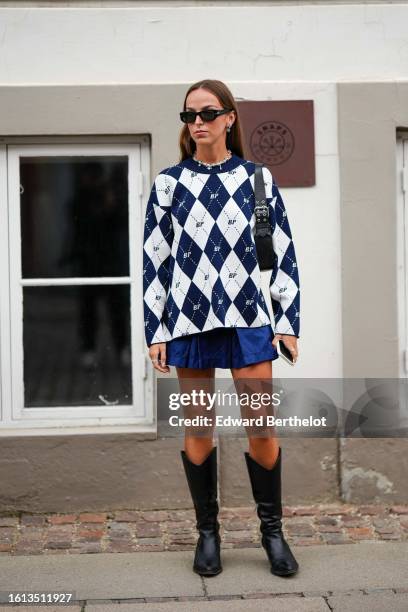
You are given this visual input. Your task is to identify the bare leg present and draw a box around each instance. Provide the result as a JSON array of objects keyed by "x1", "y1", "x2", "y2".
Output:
[
  {"x1": 176, "y1": 366, "x2": 216, "y2": 464},
  {"x1": 231, "y1": 359, "x2": 279, "y2": 467}
]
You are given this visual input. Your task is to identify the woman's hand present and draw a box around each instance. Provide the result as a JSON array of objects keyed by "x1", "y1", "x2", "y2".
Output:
[
  {"x1": 272, "y1": 333, "x2": 299, "y2": 364},
  {"x1": 148, "y1": 342, "x2": 170, "y2": 373}
]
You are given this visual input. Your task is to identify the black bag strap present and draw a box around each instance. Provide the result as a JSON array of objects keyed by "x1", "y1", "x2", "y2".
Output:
[{"x1": 254, "y1": 164, "x2": 272, "y2": 237}]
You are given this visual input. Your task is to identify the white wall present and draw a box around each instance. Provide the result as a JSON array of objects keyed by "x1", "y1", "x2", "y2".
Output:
[
  {"x1": 0, "y1": 5, "x2": 407, "y2": 83},
  {"x1": 232, "y1": 82, "x2": 340, "y2": 378}
]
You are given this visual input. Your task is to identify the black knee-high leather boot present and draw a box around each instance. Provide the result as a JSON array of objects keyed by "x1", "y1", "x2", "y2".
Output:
[
  {"x1": 244, "y1": 446, "x2": 299, "y2": 576},
  {"x1": 180, "y1": 446, "x2": 222, "y2": 576}
]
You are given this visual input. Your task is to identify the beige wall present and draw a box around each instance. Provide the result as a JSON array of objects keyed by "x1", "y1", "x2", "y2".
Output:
[
  {"x1": 337, "y1": 82, "x2": 408, "y2": 501},
  {"x1": 1, "y1": 81, "x2": 408, "y2": 510},
  {"x1": 338, "y1": 82, "x2": 408, "y2": 378},
  {"x1": 0, "y1": 84, "x2": 186, "y2": 181}
]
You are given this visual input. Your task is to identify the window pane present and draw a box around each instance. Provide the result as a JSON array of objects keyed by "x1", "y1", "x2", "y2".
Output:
[
  {"x1": 23, "y1": 286, "x2": 132, "y2": 407},
  {"x1": 20, "y1": 156, "x2": 129, "y2": 278}
]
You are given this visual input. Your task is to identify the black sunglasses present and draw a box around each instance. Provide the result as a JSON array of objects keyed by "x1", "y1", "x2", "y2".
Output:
[{"x1": 179, "y1": 108, "x2": 233, "y2": 124}]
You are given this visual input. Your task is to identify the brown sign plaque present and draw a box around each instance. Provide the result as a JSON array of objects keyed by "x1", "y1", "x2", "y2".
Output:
[{"x1": 237, "y1": 100, "x2": 315, "y2": 187}]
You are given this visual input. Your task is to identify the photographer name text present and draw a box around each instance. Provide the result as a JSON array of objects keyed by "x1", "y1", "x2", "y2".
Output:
[{"x1": 168, "y1": 415, "x2": 327, "y2": 427}]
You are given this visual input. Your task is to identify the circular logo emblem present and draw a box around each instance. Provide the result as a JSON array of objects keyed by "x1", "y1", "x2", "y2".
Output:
[{"x1": 250, "y1": 121, "x2": 295, "y2": 166}]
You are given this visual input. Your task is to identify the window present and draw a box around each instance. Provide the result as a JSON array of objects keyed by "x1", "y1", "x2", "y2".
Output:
[{"x1": 0, "y1": 141, "x2": 153, "y2": 435}]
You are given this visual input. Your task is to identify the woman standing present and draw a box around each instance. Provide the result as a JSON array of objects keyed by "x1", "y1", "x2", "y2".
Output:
[{"x1": 143, "y1": 79, "x2": 300, "y2": 578}]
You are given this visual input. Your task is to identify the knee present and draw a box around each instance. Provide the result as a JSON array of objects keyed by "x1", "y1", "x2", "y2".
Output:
[
  {"x1": 184, "y1": 436, "x2": 214, "y2": 463},
  {"x1": 249, "y1": 436, "x2": 277, "y2": 449}
]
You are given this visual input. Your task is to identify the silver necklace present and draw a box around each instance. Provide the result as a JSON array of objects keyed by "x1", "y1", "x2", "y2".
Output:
[{"x1": 193, "y1": 149, "x2": 232, "y2": 169}]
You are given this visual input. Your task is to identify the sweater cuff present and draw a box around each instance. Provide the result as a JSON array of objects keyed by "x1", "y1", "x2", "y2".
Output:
[
  {"x1": 146, "y1": 322, "x2": 166, "y2": 347},
  {"x1": 275, "y1": 333, "x2": 299, "y2": 338}
]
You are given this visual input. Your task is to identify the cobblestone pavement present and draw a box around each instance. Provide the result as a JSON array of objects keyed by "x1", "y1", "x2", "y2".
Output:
[{"x1": 0, "y1": 503, "x2": 407, "y2": 555}]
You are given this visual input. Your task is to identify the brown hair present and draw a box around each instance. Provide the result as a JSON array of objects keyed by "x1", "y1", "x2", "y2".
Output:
[{"x1": 178, "y1": 79, "x2": 247, "y2": 162}]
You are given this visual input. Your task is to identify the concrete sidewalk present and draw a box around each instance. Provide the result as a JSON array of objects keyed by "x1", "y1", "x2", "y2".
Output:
[{"x1": 0, "y1": 541, "x2": 407, "y2": 611}]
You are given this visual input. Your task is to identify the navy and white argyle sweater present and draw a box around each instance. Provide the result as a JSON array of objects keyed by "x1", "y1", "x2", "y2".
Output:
[{"x1": 143, "y1": 153, "x2": 300, "y2": 347}]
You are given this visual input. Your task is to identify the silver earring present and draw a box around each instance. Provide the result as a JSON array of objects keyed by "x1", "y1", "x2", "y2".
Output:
[{"x1": 227, "y1": 125, "x2": 231, "y2": 132}]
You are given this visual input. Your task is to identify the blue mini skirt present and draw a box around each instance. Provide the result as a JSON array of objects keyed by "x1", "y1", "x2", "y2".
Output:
[{"x1": 166, "y1": 324, "x2": 279, "y2": 369}]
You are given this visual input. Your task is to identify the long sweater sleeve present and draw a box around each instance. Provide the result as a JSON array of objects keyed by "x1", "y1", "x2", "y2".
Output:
[
  {"x1": 263, "y1": 167, "x2": 300, "y2": 338},
  {"x1": 142, "y1": 172, "x2": 174, "y2": 347}
]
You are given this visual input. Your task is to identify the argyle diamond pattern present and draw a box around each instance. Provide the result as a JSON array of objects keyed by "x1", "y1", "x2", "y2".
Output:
[{"x1": 142, "y1": 154, "x2": 300, "y2": 347}]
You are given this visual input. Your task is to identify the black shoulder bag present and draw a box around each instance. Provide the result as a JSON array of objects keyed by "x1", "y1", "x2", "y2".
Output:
[{"x1": 254, "y1": 164, "x2": 276, "y2": 271}]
